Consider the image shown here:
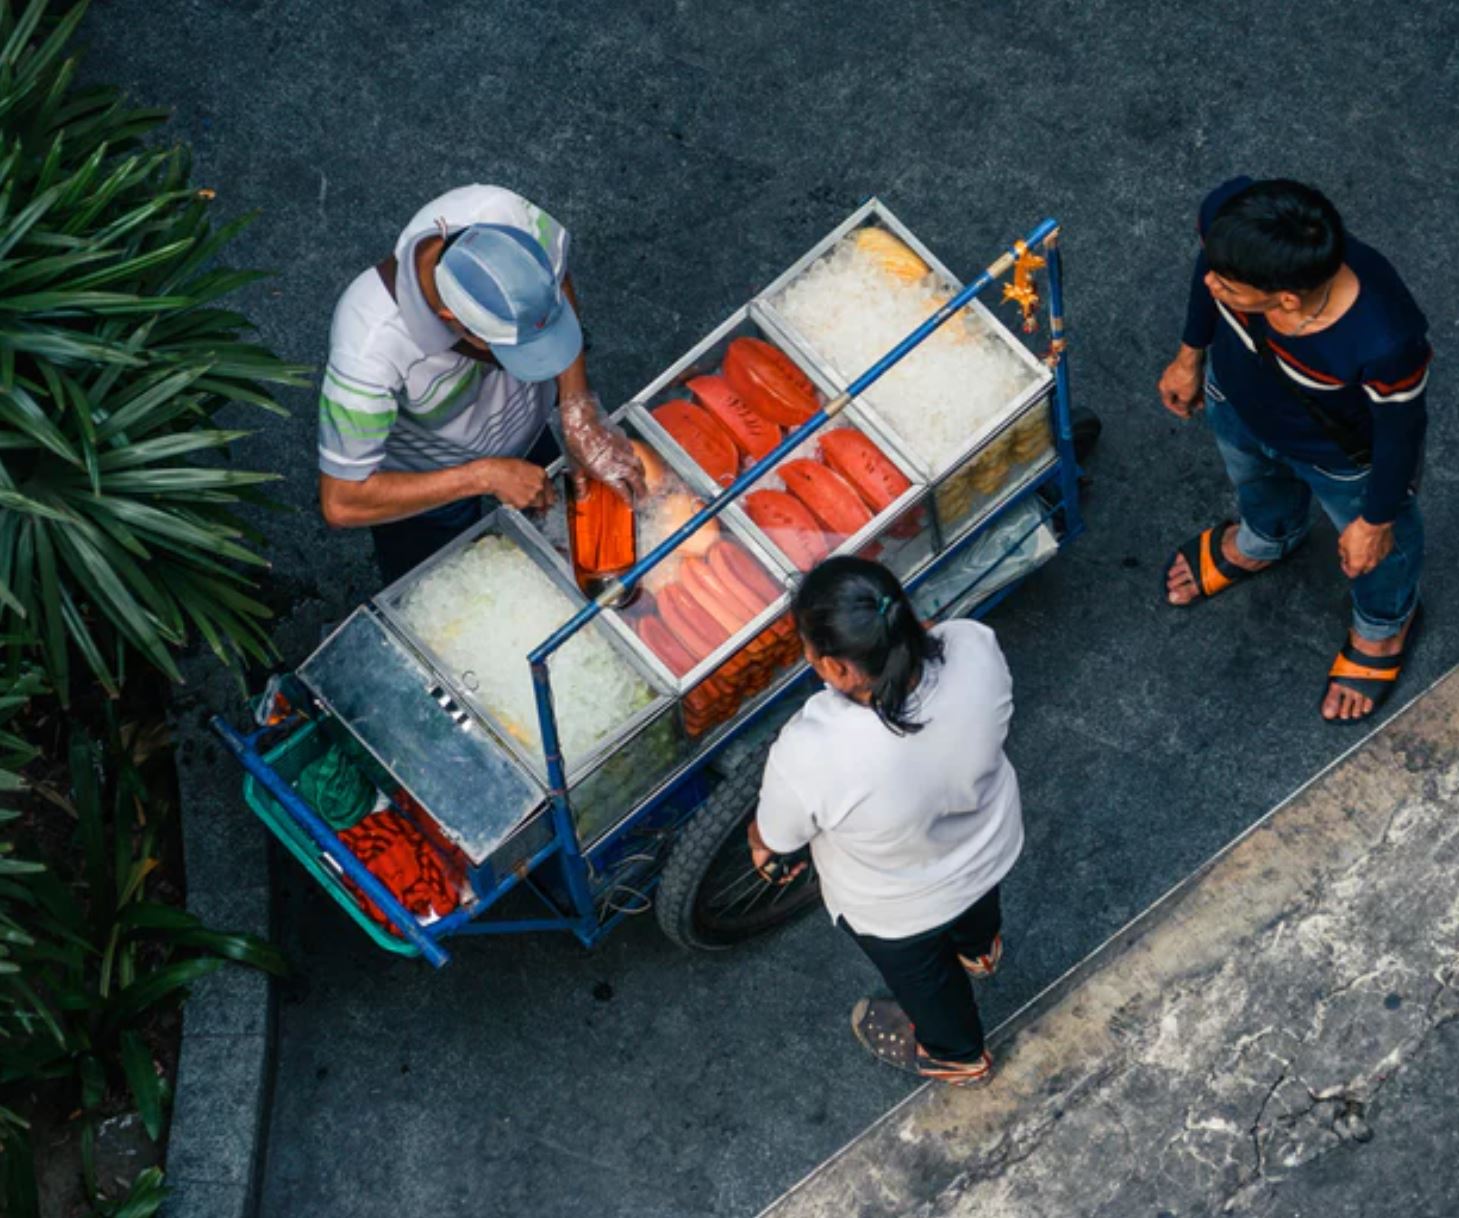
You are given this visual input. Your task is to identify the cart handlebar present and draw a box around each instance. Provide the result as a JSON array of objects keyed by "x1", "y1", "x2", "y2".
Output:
[{"x1": 210, "y1": 715, "x2": 452, "y2": 968}]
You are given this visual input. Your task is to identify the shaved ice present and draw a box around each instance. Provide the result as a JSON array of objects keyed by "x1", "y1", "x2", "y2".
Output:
[
  {"x1": 769, "y1": 231, "x2": 1043, "y2": 476},
  {"x1": 394, "y1": 534, "x2": 654, "y2": 771}
]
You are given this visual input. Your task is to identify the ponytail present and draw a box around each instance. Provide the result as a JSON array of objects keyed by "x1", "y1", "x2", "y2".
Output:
[{"x1": 792, "y1": 557, "x2": 944, "y2": 735}]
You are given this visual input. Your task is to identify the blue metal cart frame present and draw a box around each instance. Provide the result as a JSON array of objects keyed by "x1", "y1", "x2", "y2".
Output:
[{"x1": 213, "y1": 216, "x2": 1084, "y2": 970}]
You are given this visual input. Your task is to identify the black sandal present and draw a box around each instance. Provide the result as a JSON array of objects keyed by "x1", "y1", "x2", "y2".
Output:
[
  {"x1": 1324, "y1": 604, "x2": 1423, "y2": 726},
  {"x1": 850, "y1": 998, "x2": 994, "y2": 1087},
  {"x1": 1166, "y1": 520, "x2": 1273, "y2": 604}
]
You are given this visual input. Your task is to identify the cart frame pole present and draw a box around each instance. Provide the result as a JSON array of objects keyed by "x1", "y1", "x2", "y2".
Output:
[
  {"x1": 1042, "y1": 228, "x2": 1085, "y2": 541},
  {"x1": 529, "y1": 661, "x2": 600, "y2": 941},
  {"x1": 210, "y1": 716, "x2": 451, "y2": 967}
]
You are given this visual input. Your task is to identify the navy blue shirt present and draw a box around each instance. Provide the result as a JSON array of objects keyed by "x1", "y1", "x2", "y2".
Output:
[{"x1": 1181, "y1": 178, "x2": 1432, "y2": 524}]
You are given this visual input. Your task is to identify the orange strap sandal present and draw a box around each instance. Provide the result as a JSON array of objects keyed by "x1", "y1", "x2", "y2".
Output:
[
  {"x1": 958, "y1": 933, "x2": 1003, "y2": 980},
  {"x1": 1324, "y1": 605, "x2": 1423, "y2": 726},
  {"x1": 1167, "y1": 519, "x2": 1273, "y2": 603}
]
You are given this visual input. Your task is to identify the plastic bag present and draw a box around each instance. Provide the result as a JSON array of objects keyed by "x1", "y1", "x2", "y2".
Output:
[{"x1": 560, "y1": 390, "x2": 648, "y2": 502}]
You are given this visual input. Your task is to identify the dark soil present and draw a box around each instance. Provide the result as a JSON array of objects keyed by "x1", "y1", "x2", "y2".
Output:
[{"x1": 7, "y1": 675, "x2": 186, "y2": 1214}]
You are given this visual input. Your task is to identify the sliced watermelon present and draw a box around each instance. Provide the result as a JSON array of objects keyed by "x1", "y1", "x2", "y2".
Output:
[
  {"x1": 688, "y1": 374, "x2": 783, "y2": 463},
  {"x1": 652, "y1": 399, "x2": 739, "y2": 487},
  {"x1": 777, "y1": 459, "x2": 873, "y2": 538},
  {"x1": 722, "y1": 337, "x2": 819, "y2": 427},
  {"x1": 743, "y1": 489, "x2": 831, "y2": 572}
]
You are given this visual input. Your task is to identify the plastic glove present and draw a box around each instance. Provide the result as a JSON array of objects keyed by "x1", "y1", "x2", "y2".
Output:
[{"x1": 559, "y1": 390, "x2": 648, "y2": 502}]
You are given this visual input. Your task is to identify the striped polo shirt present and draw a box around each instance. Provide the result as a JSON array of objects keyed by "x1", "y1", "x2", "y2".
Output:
[{"x1": 318, "y1": 185, "x2": 571, "y2": 482}]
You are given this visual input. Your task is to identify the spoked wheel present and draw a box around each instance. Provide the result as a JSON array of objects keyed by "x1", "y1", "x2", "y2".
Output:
[{"x1": 655, "y1": 758, "x2": 821, "y2": 950}]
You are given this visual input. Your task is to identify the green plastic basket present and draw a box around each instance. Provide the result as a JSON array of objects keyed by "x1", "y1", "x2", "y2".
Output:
[{"x1": 242, "y1": 719, "x2": 419, "y2": 957}]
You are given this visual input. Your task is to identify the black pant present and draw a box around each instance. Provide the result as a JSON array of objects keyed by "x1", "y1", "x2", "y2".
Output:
[
  {"x1": 841, "y1": 885, "x2": 1001, "y2": 1063},
  {"x1": 372, "y1": 496, "x2": 483, "y2": 587},
  {"x1": 369, "y1": 427, "x2": 561, "y2": 587}
]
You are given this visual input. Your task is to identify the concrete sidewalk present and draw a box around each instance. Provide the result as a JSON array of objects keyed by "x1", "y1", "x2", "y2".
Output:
[{"x1": 763, "y1": 669, "x2": 1459, "y2": 1218}]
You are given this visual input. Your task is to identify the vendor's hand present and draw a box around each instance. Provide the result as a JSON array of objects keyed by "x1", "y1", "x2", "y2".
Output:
[
  {"x1": 1338, "y1": 517, "x2": 1394, "y2": 579},
  {"x1": 560, "y1": 390, "x2": 648, "y2": 503},
  {"x1": 475, "y1": 457, "x2": 554, "y2": 511},
  {"x1": 1158, "y1": 347, "x2": 1206, "y2": 419}
]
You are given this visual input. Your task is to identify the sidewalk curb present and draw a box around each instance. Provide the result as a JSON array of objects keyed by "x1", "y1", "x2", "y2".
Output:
[
  {"x1": 160, "y1": 685, "x2": 275, "y2": 1218},
  {"x1": 758, "y1": 665, "x2": 1459, "y2": 1218}
]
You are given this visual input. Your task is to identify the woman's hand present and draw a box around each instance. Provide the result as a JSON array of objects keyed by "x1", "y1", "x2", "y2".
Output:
[{"x1": 747, "y1": 820, "x2": 806, "y2": 885}]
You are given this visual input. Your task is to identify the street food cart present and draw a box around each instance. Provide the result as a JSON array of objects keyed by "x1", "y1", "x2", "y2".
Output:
[{"x1": 213, "y1": 201, "x2": 1088, "y2": 967}]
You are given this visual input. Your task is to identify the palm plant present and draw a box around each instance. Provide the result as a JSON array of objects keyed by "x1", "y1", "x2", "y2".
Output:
[
  {"x1": 0, "y1": 666, "x2": 46, "y2": 1155},
  {"x1": 2, "y1": 708, "x2": 287, "y2": 1211},
  {"x1": 0, "y1": 0, "x2": 310, "y2": 701}
]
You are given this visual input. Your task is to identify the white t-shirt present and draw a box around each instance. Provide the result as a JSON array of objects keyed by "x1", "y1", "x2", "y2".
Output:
[
  {"x1": 755, "y1": 620, "x2": 1023, "y2": 939},
  {"x1": 317, "y1": 185, "x2": 571, "y2": 482}
]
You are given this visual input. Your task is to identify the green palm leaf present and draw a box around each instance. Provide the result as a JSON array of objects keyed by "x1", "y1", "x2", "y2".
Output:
[{"x1": 0, "y1": 4, "x2": 305, "y2": 697}]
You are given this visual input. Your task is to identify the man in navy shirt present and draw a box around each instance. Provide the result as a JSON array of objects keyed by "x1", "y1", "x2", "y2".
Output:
[{"x1": 1159, "y1": 178, "x2": 1431, "y2": 723}]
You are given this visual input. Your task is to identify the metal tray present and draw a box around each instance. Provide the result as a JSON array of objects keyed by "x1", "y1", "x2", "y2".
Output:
[
  {"x1": 296, "y1": 607, "x2": 542, "y2": 865},
  {"x1": 373, "y1": 507, "x2": 671, "y2": 787},
  {"x1": 519, "y1": 414, "x2": 797, "y2": 697},
  {"x1": 754, "y1": 197, "x2": 1054, "y2": 484},
  {"x1": 626, "y1": 304, "x2": 937, "y2": 583}
]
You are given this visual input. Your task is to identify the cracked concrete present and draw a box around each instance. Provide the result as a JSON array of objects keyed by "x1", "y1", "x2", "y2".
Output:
[{"x1": 761, "y1": 669, "x2": 1459, "y2": 1218}]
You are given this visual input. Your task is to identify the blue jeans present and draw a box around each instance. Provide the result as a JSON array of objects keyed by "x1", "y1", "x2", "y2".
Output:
[{"x1": 1204, "y1": 376, "x2": 1422, "y2": 641}]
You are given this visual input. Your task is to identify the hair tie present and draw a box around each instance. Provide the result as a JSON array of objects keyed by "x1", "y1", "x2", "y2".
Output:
[{"x1": 876, "y1": 595, "x2": 893, "y2": 619}]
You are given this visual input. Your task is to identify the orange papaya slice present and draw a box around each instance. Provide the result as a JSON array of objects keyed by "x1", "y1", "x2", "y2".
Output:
[
  {"x1": 597, "y1": 488, "x2": 636, "y2": 572},
  {"x1": 722, "y1": 337, "x2": 819, "y2": 427},
  {"x1": 743, "y1": 489, "x2": 831, "y2": 572},
  {"x1": 777, "y1": 459, "x2": 873, "y2": 538},
  {"x1": 820, "y1": 429, "x2": 911, "y2": 513},
  {"x1": 687, "y1": 374, "x2": 782, "y2": 463},
  {"x1": 568, "y1": 477, "x2": 635, "y2": 592},
  {"x1": 652, "y1": 399, "x2": 739, "y2": 488},
  {"x1": 568, "y1": 488, "x2": 599, "y2": 572}
]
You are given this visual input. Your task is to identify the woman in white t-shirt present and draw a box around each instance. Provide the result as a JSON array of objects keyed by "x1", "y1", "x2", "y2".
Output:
[{"x1": 751, "y1": 557, "x2": 1023, "y2": 1086}]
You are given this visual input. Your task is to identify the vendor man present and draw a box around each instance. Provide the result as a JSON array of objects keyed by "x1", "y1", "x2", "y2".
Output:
[
  {"x1": 1159, "y1": 177, "x2": 1432, "y2": 723},
  {"x1": 318, "y1": 185, "x2": 644, "y2": 583}
]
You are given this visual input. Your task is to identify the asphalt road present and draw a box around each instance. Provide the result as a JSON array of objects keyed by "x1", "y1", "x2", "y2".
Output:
[{"x1": 82, "y1": 1, "x2": 1459, "y2": 1215}]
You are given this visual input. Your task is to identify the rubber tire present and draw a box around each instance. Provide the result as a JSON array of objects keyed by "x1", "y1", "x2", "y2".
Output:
[{"x1": 655, "y1": 758, "x2": 820, "y2": 951}]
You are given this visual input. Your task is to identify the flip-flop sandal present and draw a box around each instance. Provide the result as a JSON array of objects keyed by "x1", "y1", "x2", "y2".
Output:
[
  {"x1": 1166, "y1": 520, "x2": 1275, "y2": 605},
  {"x1": 850, "y1": 998, "x2": 994, "y2": 1087},
  {"x1": 1323, "y1": 604, "x2": 1424, "y2": 726},
  {"x1": 957, "y1": 933, "x2": 1003, "y2": 979}
]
